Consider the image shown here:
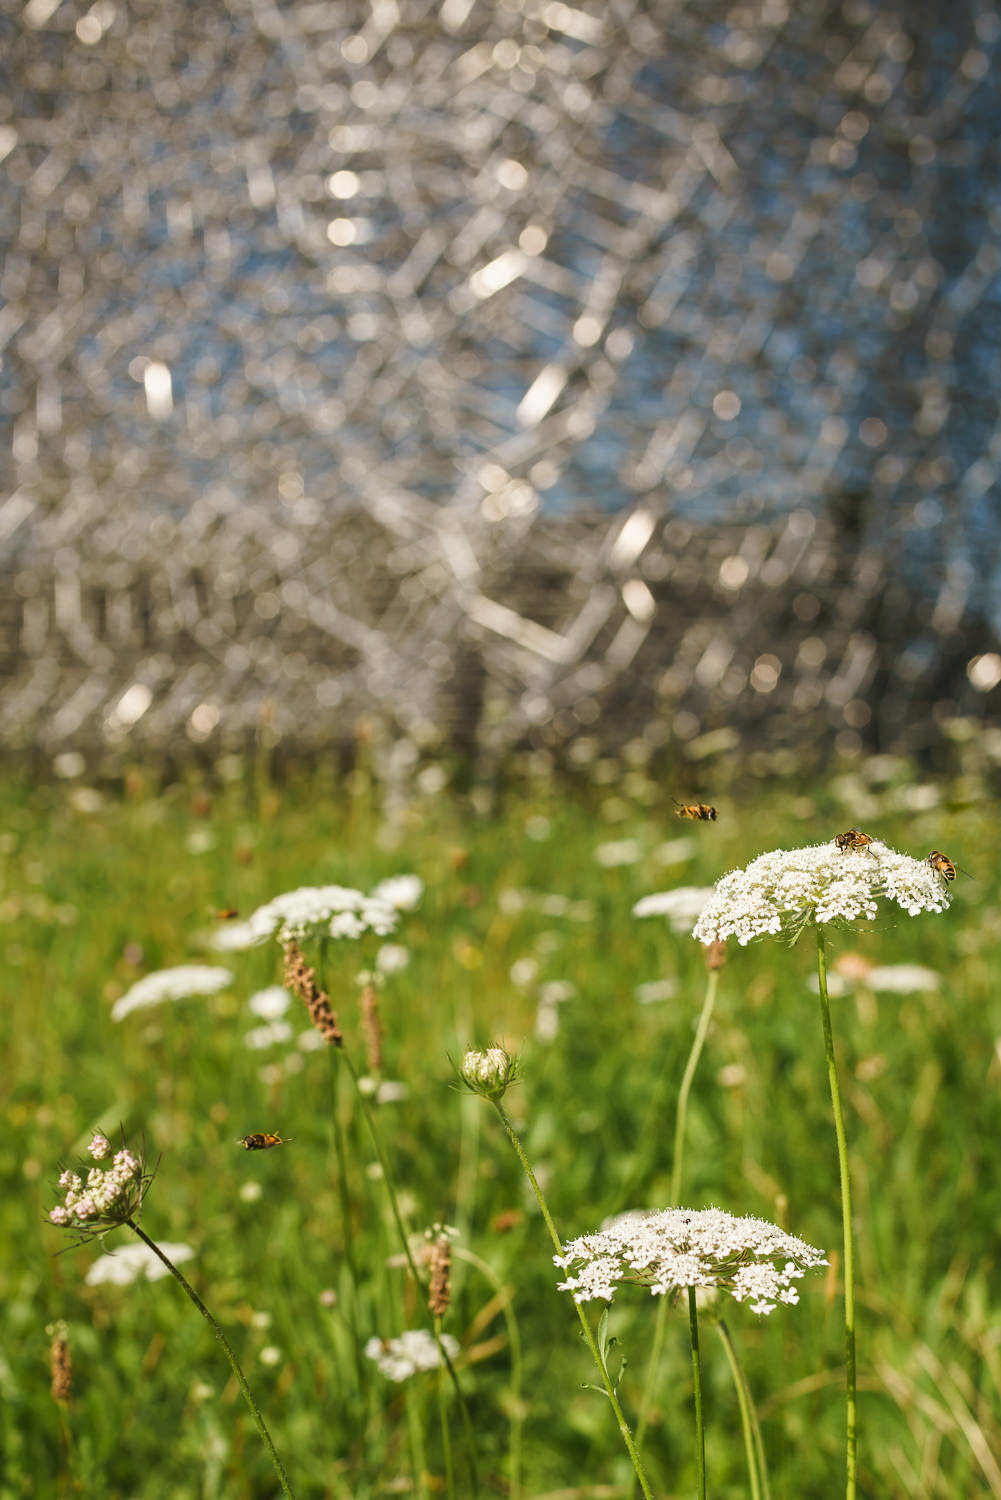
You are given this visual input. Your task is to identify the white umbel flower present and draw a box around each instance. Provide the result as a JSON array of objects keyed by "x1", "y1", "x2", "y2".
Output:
[
  {"x1": 111, "y1": 965, "x2": 233, "y2": 1021},
  {"x1": 633, "y1": 887, "x2": 715, "y2": 932},
  {"x1": 555, "y1": 1207, "x2": 827, "y2": 1315},
  {"x1": 364, "y1": 1329, "x2": 459, "y2": 1382},
  {"x1": 371, "y1": 874, "x2": 424, "y2": 910},
  {"x1": 241, "y1": 885, "x2": 399, "y2": 945},
  {"x1": 85, "y1": 1242, "x2": 195, "y2": 1287},
  {"x1": 692, "y1": 840, "x2": 951, "y2": 948}
]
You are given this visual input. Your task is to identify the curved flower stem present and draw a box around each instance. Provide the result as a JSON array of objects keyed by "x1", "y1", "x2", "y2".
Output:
[
  {"x1": 714, "y1": 1318, "x2": 768, "y2": 1500},
  {"x1": 453, "y1": 1246, "x2": 523, "y2": 1500},
  {"x1": 491, "y1": 1101, "x2": 656, "y2": 1500},
  {"x1": 688, "y1": 1289, "x2": 706, "y2": 1500},
  {"x1": 630, "y1": 964, "x2": 719, "y2": 1491},
  {"x1": 327, "y1": 1049, "x2": 365, "y2": 1389},
  {"x1": 815, "y1": 925, "x2": 857, "y2": 1500},
  {"x1": 124, "y1": 1220, "x2": 296, "y2": 1500},
  {"x1": 341, "y1": 1046, "x2": 480, "y2": 1497}
]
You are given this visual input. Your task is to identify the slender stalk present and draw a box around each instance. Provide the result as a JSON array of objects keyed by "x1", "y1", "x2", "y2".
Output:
[
  {"x1": 670, "y1": 968, "x2": 719, "y2": 1208},
  {"x1": 453, "y1": 1245, "x2": 523, "y2": 1500},
  {"x1": 631, "y1": 964, "x2": 719, "y2": 1488},
  {"x1": 492, "y1": 1101, "x2": 657, "y2": 1500},
  {"x1": 815, "y1": 924, "x2": 857, "y2": 1500},
  {"x1": 406, "y1": 1383, "x2": 431, "y2": 1500},
  {"x1": 714, "y1": 1318, "x2": 768, "y2": 1500},
  {"x1": 327, "y1": 1048, "x2": 365, "y2": 1390},
  {"x1": 125, "y1": 1220, "x2": 296, "y2": 1500},
  {"x1": 688, "y1": 1289, "x2": 706, "y2": 1500},
  {"x1": 434, "y1": 1314, "x2": 456, "y2": 1500},
  {"x1": 341, "y1": 1045, "x2": 480, "y2": 1496}
]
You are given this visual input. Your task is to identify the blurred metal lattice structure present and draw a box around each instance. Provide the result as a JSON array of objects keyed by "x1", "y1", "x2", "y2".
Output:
[{"x1": 1, "y1": 0, "x2": 1000, "y2": 763}]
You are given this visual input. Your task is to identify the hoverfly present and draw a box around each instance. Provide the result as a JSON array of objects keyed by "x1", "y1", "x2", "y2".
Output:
[
  {"x1": 673, "y1": 799, "x2": 717, "y2": 822},
  {"x1": 834, "y1": 828, "x2": 875, "y2": 854},
  {"x1": 927, "y1": 850, "x2": 972, "y2": 882},
  {"x1": 238, "y1": 1132, "x2": 293, "y2": 1150}
]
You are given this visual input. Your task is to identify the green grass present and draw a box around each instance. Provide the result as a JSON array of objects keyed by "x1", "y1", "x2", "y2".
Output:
[{"x1": 3, "y1": 756, "x2": 1000, "y2": 1498}]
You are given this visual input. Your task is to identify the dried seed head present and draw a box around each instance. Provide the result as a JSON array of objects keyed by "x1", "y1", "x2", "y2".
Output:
[
  {"x1": 283, "y1": 939, "x2": 343, "y2": 1046},
  {"x1": 359, "y1": 982, "x2": 382, "y2": 1071},
  {"x1": 49, "y1": 1322, "x2": 72, "y2": 1402},
  {"x1": 427, "y1": 1235, "x2": 451, "y2": 1318}
]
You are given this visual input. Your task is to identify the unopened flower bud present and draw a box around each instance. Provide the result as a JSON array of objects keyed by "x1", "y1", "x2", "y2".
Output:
[{"x1": 459, "y1": 1046, "x2": 517, "y2": 1101}]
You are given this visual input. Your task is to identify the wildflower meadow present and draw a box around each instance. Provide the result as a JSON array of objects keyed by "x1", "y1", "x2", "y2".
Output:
[{"x1": 4, "y1": 752, "x2": 1001, "y2": 1498}]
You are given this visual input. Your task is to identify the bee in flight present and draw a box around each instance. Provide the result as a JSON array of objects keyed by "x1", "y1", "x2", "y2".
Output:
[
  {"x1": 834, "y1": 828, "x2": 875, "y2": 854},
  {"x1": 673, "y1": 799, "x2": 717, "y2": 822},
  {"x1": 927, "y1": 850, "x2": 971, "y2": 882},
  {"x1": 214, "y1": 907, "x2": 240, "y2": 921},
  {"x1": 238, "y1": 1132, "x2": 293, "y2": 1150}
]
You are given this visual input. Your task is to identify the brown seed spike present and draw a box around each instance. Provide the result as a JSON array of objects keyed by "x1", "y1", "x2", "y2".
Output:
[
  {"x1": 428, "y1": 1235, "x2": 452, "y2": 1318},
  {"x1": 50, "y1": 1329, "x2": 72, "y2": 1403},
  {"x1": 283, "y1": 938, "x2": 343, "y2": 1046}
]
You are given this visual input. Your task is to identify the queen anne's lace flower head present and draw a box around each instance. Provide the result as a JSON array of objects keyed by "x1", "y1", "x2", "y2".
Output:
[
  {"x1": 633, "y1": 887, "x2": 715, "y2": 932},
  {"x1": 111, "y1": 965, "x2": 233, "y2": 1021},
  {"x1": 85, "y1": 1242, "x2": 195, "y2": 1286},
  {"x1": 237, "y1": 885, "x2": 399, "y2": 947},
  {"x1": 365, "y1": 1329, "x2": 460, "y2": 1381},
  {"x1": 555, "y1": 1207, "x2": 827, "y2": 1315},
  {"x1": 691, "y1": 840, "x2": 951, "y2": 948},
  {"x1": 49, "y1": 1134, "x2": 154, "y2": 1240}
]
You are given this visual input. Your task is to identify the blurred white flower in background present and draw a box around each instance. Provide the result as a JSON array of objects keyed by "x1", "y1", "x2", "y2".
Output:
[
  {"x1": 595, "y1": 838, "x2": 642, "y2": 868},
  {"x1": 365, "y1": 1329, "x2": 459, "y2": 1381},
  {"x1": 248, "y1": 985, "x2": 291, "y2": 1020},
  {"x1": 375, "y1": 943, "x2": 410, "y2": 974},
  {"x1": 371, "y1": 874, "x2": 424, "y2": 910},
  {"x1": 111, "y1": 965, "x2": 232, "y2": 1021},
  {"x1": 85, "y1": 1242, "x2": 195, "y2": 1287},
  {"x1": 633, "y1": 887, "x2": 715, "y2": 933}
]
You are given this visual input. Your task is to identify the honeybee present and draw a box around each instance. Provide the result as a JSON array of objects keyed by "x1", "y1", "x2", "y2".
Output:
[
  {"x1": 927, "y1": 850, "x2": 971, "y2": 882},
  {"x1": 238, "y1": 1133, "x2": 293, "y2": 1150},
  {"x1": 673, "y1": 799, "x2": 718, "y2": 822},
  {"x1": 834, "y1": 828, "x2": 875, "y2": 854}
]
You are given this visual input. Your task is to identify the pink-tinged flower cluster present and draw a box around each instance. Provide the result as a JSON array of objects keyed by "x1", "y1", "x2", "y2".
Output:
[
  {"x1": 555, "y1": 1206, "x2": 827, "y2": 1316},
  {"x1": 49, "y1": 1134, "x2": 152, "y2": 1237}
]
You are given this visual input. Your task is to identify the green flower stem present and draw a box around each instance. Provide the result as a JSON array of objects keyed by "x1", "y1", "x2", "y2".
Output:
[
  {"x1": 714, "y1": 1318, "x2": 769, "y2": 1500},
  {"x1": 434, "y1": 1315, "x2": 456, "y2": 1500},
  {"x1": 632, "y1": 963, "x2": 719, "y2": 1486},
  {"x1": 815, "y1": 924, "x2": 857, "y2": 1500},
  {"x1": 670, "y1": 967, "x2": 719, "y2": 1208},
  {"x1": 492, "y1": 1101, "x2": 656, "y2": 1500},
  {"x1": 406, "y1": 1383, "x2": 431, "y2": 1500},
  {"x1": 125, "y1": 1220, "x2": 296, "y2": 1500},
  {"x1": 327, "y1": 1049, "x2": 365, "y2": 1389},
  {"x1": 688, "y1": 1288, "x2": 706, "y2": 1500},
  {"x1": 341, "y1": 1046, "x2": 479, "y2": 1497},
  {"x1": 453, "y1": 1245, "x2": 523, "y2": 1500}
]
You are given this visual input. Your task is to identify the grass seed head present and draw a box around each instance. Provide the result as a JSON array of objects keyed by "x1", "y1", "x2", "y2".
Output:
[{"x1": 282, "y1": 939, "x2": 343, "y2": 1046}]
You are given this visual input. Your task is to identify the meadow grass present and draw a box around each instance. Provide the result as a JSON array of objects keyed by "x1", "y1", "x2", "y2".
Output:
[{"x1": 3, "y1": 754, "x2": 1000, "y2": 1498}]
